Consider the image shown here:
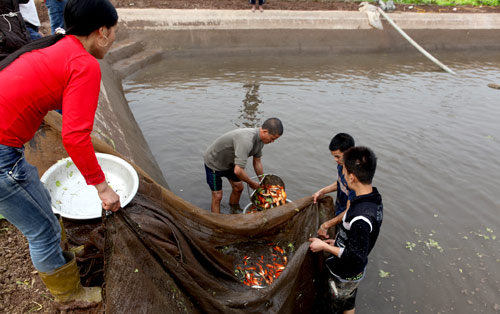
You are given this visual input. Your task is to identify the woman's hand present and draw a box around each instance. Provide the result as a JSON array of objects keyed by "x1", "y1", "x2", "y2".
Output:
[{"x1": 94, "y1": 181, "x2": 121, "y2": 212}]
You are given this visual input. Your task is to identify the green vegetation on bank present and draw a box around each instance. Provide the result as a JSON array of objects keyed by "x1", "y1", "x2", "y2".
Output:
[
  {"x1": 314, "y1": 0, "x2": 500, "y2": 6},
  {"x1": 393, "y1": 0, "x2": 499, "y2": 6}
]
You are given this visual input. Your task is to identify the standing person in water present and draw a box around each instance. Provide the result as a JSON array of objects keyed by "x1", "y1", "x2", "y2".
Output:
[
  {"x1": 0, "y1": 0, "x2": 120, "y2": 306},
  {"x1": 204, "y1": 118, "x2": 283, "y2": 214},
  {"x1": 309, "y1": 146, "x2": 383, "y2": 314},
  {"x1": 312, "y1": 133, "x2": 356, "y2": 237}
]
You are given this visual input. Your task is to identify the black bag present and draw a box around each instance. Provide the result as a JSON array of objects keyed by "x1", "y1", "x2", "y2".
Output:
[{"x1": 0, "y1": 0, "x2": 30, "y2": 61}]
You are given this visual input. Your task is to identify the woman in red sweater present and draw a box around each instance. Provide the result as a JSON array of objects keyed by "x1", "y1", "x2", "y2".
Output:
[{"x1": 0, "y1": 0, "x2": 120, "y2": 306}]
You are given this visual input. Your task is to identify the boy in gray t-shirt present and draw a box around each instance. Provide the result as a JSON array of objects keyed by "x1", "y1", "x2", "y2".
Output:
[{"x1": 203, "y1": 118, "x2": 283, "y2": 213}]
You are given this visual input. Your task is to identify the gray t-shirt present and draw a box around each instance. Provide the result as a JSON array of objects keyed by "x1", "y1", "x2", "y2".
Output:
[{"x1": 204, "y1": 128, "x2": 264, "y2": 171}]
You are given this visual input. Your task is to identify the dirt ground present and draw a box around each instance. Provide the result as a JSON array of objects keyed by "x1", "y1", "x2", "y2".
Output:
[
  {"x1": 0, "y1": 219, "x2": 104, "y2": 314},
  {"x1": 3, "y1": 1, "x2": 500, "y2": 313},
  {"x1": 0, "y1": 219, "x2": 49, "y2": 314}
]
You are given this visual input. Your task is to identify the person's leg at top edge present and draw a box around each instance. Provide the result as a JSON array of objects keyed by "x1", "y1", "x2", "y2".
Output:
[{"x1": 45, "y1": 0, "x2": 67, "y2": 33}]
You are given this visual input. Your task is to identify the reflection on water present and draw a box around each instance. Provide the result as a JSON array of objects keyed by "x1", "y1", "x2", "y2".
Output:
[
  {"x1": 124, "y1": 51, "x2": 500, "y2": 313},
  {"x1": 234, "y1": 82, "x2": 263, "y2": 128}
]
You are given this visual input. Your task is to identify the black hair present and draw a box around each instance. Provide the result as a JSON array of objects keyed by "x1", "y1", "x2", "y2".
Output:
[
  {"x1": 343, "y1": 146, "x2": 377, "y2": 184},
  {"x1": 328, "y1": 133, "x2": 355, "y2": 152},
  {"x1": 0, "y1": 0, "x2": 118, "y2": 71},
  {"x1": 64, "y1": 0, "x2": 118, "y2": 36},
  {"x1": 262, "y1": 118, "x2": 284, "y2": 136}
]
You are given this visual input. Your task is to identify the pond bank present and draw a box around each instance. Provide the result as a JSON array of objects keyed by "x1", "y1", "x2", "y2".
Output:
[{"x1": 115, "y1": 9, "x2": 500, "y2": 61}]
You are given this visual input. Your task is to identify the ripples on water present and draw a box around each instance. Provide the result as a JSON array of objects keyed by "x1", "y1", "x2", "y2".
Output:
[{"x1": 124, "y1": 51, "x2": 500, "y2": 313}]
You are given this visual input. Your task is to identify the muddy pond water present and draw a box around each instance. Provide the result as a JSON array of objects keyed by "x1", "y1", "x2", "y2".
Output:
[{"x1": 124, "y1": 51, "x2": 500, "y2": 313}]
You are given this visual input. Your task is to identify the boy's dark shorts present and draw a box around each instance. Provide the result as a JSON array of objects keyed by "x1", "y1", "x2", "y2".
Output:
[
  {"x1": 205, "y1": 164, "x2": 241, "y2": 191},
  {"x1": 330, "y1": 288, "x2": 357, "y2": 312},
  {"x1": 342, "y1": 288, "x2": 357, "y2": 311}
]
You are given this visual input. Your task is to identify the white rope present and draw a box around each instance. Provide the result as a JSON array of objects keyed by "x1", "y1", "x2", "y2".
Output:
[
  {"x1": 1, "y1": 11, "x2": 21, "y2": 32},
  {"x1": 359, "y1": 2, "x2": 456, "y2": 75},
  {"x1": 376, "y1": 7, "x2": 457, "y2": 75}
]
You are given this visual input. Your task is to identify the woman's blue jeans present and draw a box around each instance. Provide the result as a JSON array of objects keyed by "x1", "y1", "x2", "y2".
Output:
[{"x1": 0, "y1": 144, "x2": 65, "y2": 272}]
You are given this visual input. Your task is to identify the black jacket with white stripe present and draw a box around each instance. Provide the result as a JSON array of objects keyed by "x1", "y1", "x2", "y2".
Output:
[{"x1": 326, "y1": 187, "x2": 383, "y2": 280}]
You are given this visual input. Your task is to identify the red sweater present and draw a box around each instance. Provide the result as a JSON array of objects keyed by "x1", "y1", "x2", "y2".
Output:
[{"x1": 0, "y1": 35, "x2": 105, "y2": 185}]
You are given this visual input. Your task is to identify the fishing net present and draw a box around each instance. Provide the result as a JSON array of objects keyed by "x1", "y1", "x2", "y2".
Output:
[
  {"x1": 26, "y1": 113, "x2": 338, "y2": 313},
  {"x1": 103, "y1": 191, "x2": 336, "y2": 313}
]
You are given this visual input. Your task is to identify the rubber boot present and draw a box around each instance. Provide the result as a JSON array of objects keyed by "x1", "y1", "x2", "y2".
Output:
[{"x1": 38, "y1": 251, "x2": 102, "y2": 304}]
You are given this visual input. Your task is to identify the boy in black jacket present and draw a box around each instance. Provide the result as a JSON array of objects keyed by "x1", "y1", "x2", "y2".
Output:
[{"x1": 309, "y1": 146, "x2": 383, "y2": 314}]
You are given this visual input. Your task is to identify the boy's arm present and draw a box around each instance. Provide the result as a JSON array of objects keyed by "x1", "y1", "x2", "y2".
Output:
[
  {"x1": 309, "y1": 237, "x2": 342, "y2": 257},
  {"x1": 312, "y1": 181, "x2": 338, "y2": 203},
  {"x1": 317, "y1": 208, "x2": 347, "y2": 238}
]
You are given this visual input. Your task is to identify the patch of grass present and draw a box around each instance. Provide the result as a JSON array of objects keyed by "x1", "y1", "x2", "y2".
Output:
[
  {"x1": 289, "y1": 0, "x2": 499, "y2": 5},
  {"x1": 394, "y1": 0, "x2": 499, "y2": 6},
  {"x1": 0, "y1": 214, "x2": 4, "y2": 220},
  {"x1": 16, "y1": 279, "x2": 30, "y2": 286}
]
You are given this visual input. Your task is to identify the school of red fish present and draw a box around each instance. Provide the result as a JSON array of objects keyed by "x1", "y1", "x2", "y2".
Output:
[
  {"x1": 235, "y1": 243, "x2": 288, "y2": 288},
  {"x1": 247, "y1": 184, "x2": 287, "y2": 213}
]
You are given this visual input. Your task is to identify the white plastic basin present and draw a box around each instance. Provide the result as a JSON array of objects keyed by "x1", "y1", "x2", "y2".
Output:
[{"x1": 40, "y1": 153, "x2": 139, "y2": 219}]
